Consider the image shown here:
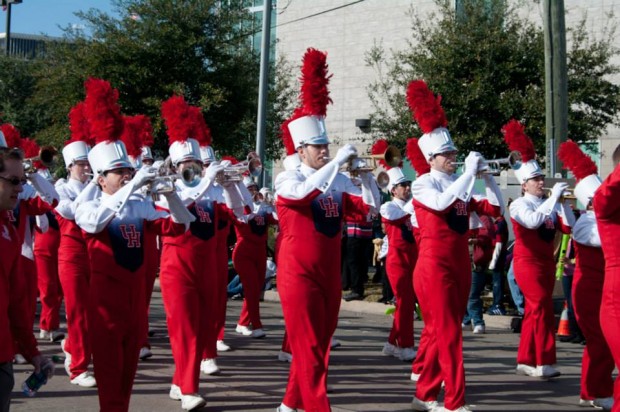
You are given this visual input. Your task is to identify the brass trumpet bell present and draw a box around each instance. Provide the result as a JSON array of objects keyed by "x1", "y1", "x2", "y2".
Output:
[{"x1": 23, "y1": 146, "x2": 57, "y2": 172}]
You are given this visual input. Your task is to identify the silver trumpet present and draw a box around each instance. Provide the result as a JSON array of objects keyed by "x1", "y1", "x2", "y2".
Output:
[
  {"x1": 326, "y1": 145, "x2": 401, "y2": 190},
  {"x1": 23, "y1": 146, "x2": 57, "y2": 173},
  {"x1": 149, "y1": 160, "x2": 201, "y2": 196},
  {"x1": 220, "y1": 152, "x2": 262, "y2": 182},
  {"x1": 453, "y1": 151, "x2": 522, "y2": 176}
]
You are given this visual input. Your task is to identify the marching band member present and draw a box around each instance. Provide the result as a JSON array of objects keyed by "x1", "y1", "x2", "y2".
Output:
[
  {"x1": 55, "y1": 102, "x2": 99, "y2": 388},
  {"x1": 407, "y1": 81, "x2": 503, "y2": 412},
  {"x1": 593, "y1": 144, "x2": 620, "y2": 411},
  {"x1": 274, "y1": 48, "x2": 379, "y2": 412},
  {"x1": 379, "y1": 143, "x2": 417, "y2": 362},
  {"x1": 558, "y1": 141, "x2": 613, "y2": 410},
  {"x1": 504, "y1": 120, "x2": 574, "y2": 379},
  {"x1": 76, "y1": 106, "x2": 194, "y2": 412},
  {"x1": 158, "y1": 96, "x2": 243, "y2": 410},
  {"x1": 0, "y1": 144, "x2": 54, "y2": 411},
  {"x1": 233, "y1": 176, "x2": 277, "y2": 339}
]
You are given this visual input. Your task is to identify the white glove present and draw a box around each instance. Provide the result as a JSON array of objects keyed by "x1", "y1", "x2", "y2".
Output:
[
  {"x1": 551, "y1": 182, "x2": 569, "y2": 200},
  {"x1": 132, "y1": 166, "x2": 158, "y2": 188},
  {"x1": 464, "y1": 151, "x2": 483, "y2": 176},
  {"x1": 204, "y1": 161, "x2": 227, "y2": 181},
  {"x1": 334, "y1": 144, "x2": 358, "y2": 167}
]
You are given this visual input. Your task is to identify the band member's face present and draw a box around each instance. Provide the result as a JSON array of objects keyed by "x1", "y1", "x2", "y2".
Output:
[
  {"x1": 69, "y1": 160, "x2": 91, "y2": 183},
  {"x1": 0, "y1": 158, "x2": 24, "y2": 210},
  {"x1": 177, "y1": 160, "x2": 203, "y2": 174},
  {"x1": 299, "y1": 144, "x2": 329, "y2": 170},
  {"x1": 391, "y1": 182, "x2": 412, "y2": 201},
  {"x1": 98, "y1": 167, "x2": 134, "y2": 195},
  {"x1": 522, "y1": 175, "x2": 545, "y2": 197},
  {"x1": 247, "y1": 184, "x2": 259, "y2": 196},
  {"x1": 430, "y1": 151, "x2": 457, "y2": 175},
  {"x1": 142, "y1": 159, "x2": 154, "y2": 166}
]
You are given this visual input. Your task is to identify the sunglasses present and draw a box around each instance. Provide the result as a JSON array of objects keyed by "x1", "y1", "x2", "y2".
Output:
[{"x1": 0, "y1": 176, "x2": 27, "y2": 186}]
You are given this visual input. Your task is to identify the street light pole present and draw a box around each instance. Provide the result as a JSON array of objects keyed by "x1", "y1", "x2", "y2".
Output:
[
  {"x1": 4, "y1": 2, "x2": 12, "y2": 56},
  {"x1": 254, "y1": 0, "x2": 272, "y2": 187}
]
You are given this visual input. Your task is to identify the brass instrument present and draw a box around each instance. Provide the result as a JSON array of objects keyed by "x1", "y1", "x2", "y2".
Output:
[
  {"x1": 326, "y1": 145, "x2": 401, "y2": 189},
  {"x1": 543, "y1": 187, "x2": 576, "y2": 200},
  {"x1": 220, "y1": 152, "x2": 262, "y2": 182},
  {"x1": 149, "y1": 160, "x2": 200, "y2": 196},
  {"x1": 23, "y1": 146, "x2": 57, "y2": 173},
  {"x1": 454, "y1": 150, "x2": 522, "y2": 175}
]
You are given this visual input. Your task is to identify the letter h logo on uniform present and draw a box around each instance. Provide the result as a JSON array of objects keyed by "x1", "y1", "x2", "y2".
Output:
[
  {"x1": 319, "y1": 196, "x2": 339, "y2": 218},
  {"x1": 195, "y1": 205, "x2": 212, "y2": 223},
  {"x1": 120, "y1": 224, "x2": 141, "y2": 248}
]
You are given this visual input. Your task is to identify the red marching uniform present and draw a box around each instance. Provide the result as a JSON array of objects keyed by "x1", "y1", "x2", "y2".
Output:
[
  {"x1": 412, "y1": 169, "x2": 501, "y2": 410},
  {"x1": 380, "y1": 198, "x2": 417, "y2": 352},
  {"x1": 509, "y1": 194, "x2": 573, "y2": 367},
  {"x1": 572, "y1": 211, "x2": 615, "y2": 403},
  {"x1": 275, "y1": 162, "x2": 373, "y2": 412},
  {"x1": 593, "y1": 164, "x2": 620, "y2": 411},
  {"x1": 233, "y1": 200, "x2": 277, "y2": 332}
]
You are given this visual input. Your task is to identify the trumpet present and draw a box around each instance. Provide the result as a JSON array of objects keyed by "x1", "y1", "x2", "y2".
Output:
[
  {"x1": 454, "y1": 150, "x2": 522, "y2": 175},
  {"x1": 347, "y1": 145, "x2": 402, "y2": 173},
  {"x1": 149, "y1": 161, "x2": 201, "y2": 195},
  {"x1": 543, "y1": 187, "x2": 576, "y2": 200},
  {"x1": 220, "y1": 152, "x2": 262, "y2": 182},
  {"x1": 23, "y1": 146, "x2": 57, "y2": 173}
]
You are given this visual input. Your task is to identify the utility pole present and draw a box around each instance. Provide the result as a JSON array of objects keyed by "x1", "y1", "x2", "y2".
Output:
[
  {"x1": 2, "y1": 0, "x2": 22, "y2": 56},
  {"x1": 254, "y1": 0, "x2": 272, "y2": 187},
  {"x1": 543, "y1": 0, "x2": 568, "y2": 177}
]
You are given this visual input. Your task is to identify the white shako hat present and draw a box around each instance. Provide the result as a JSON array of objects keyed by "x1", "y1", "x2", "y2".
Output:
[
  {"x1": 200, "y1": 145, "x2": 216, "y2": 164},
  {"x1": 129, "y1": 155, "x2": 143, "y2": 169},
  {"x1": 282, "y1": 153, "x2": 301, "y2": 171},
  {"x1": 418, "y1": 127, "x2": 457, "y2": 161},
  {"x1": 62, "y1": 141, "x2": 90, "y2": 167},
  {"x1": 288, "y1": 115, "x2": 330, "y2": 149},
  {"x1": 243, "y1": 175, "x2": 257, "y2": 188},
  {"x1": 88, "y1": 140, "x2": 133, "y2": 176},
  {"x1": 169, "y1": 138, "x2": 201, "y2": 166},
  {"x1": 513, "y1": 159, "x2": 543, "y2": 184},
  {"x1": 0, "y1": 131, "x2": 6, "y2": 148},
  {"x1": 141, "y1": 146, "x2": 154, "y2": 162},
  {"x1": 574, "y1": 174, "x2": 602, "y2": 206},
  {"x1": 387, "y1": 167, "x2": 410, "y2": 192}
]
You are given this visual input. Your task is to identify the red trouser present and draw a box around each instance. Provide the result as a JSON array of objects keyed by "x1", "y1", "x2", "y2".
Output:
[
  {"x1": 234, "y1": 241, "x2": 266, "y2": 329},
  {"x1": 413, "y1": 254, "x2": 469, "y2": 410},
  {"x1": 385, "y1": 261, "x2": 415, "y2": 348},
  {"x1": 573, "y1": 258, "x2": 614, "y2": 400},
  {"x1": 161, "y1": 243, "x2": 216, "y2": 394},
  {"x1": 600, "y1": 265, "x2": 620, "y2": 411},
  {"x1": 34, "y1": 228, "x2": 62, "y2": 332},
  {"x1": 214, "y1": 223, "x2": 230, "y2": 347},
  {"x1": 140, "y1": 234, "x2": 159, "y2": 349},
  {"x1": 59, "y1": 250, "x2": 92, "y2": 379},
  {"x1": 514, "y1": 259, "x2": 556, "y2": 366},
  {"x1": 281, "y1": 330, "x2": 291, "y2": 353},
  {"x1": 89, "y1": 271, "x2": 146, "y2": 412},
  {"x1": 19, "y1": 257, "x2": 38, "y2": 345},
  {"x1": 279, "y1": 259, "x2": 340, "y2": 412}
]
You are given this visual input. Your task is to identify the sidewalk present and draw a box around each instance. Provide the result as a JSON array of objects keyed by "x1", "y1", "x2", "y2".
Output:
[{"x1": 11, "y1": 283, "x2": 586, "y2": 411}]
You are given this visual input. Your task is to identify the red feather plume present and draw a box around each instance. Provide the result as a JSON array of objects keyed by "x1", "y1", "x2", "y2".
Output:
[
  {"x1": 83, "y1": 78, "x2": 124, "y2": 144},
  {"x1": 280, "y1": 107, "x2": 303, "y2": 155},
  {"x1": 558, "y1": 140, "x2": 598, "y2": 180},
  {"x1": 188, "y1": 106, "x2": 212, "y2": 147},
  {"x1": 407, "y1": 137, "x2": 431, "y2": 176},
  {"x1": 162, "y1": 95, "x2": 193, "y2": 146},
  {"x1": 21, "y1": 138, "x2": 47, "y2": 169},
  {"x1": 371, "y1": 139, "x2": 390, "y2": 169},
  {"x1": 501, "y1": 119, "x2": 536, "y2": 162},
  {"x1": 121, "y1": 116, "x2": 146, "y2": 158},
  {"x1": 67, "y1": 102, "x2": 94, "y2": 146},
  {"x1": 406, "y1": 80, "x2": 448, "y2": 134},
  {"x1": 221, "y1": 155, "x2": 238, "y2": 165},
  {"x1": 133, "y1": 115, "x2": 154, "y2": 148},
  {"x1": 0, "y1": 123, "x2": 22, "y2": 148},
  {"x1": 299, "y1": 48, "x2": 332, "y2": 117}
]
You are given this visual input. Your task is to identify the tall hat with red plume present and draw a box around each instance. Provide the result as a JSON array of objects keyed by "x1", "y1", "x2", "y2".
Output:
[
  {"x1": 188, "y1": 106, "x2": 215, "y2": 165},
  {"x1": 406, "y1": 80, "x2": 454, "y2": 161},
  {"x1": 0, "y1": 123, "x2": 22, "y2": 149},
  {"x1": 501, "y1": 119, "x2": 542, "y2": 183},
  {"x1": 162, "y1": 95, "x2": 201, "y2": 165},
  {"x1": 63, "y1": 102, "x2": 92, "y2": 167},
  {"x1": 558, "y1": 140, "x2": 601, "y2": 206},
  {"x1": 121, "y1": 115, "x2": 149, "y2": 168},
  {"x1": 406, "y1": 137, "x2": 431, "y2": 177},
  {"x1": 128, "y1": 114, "x2": 155, "y2": 163},
  {"x1": 83, "y1": 78, "x2": 131, "y2": 175},
  {"x1": 280, "y1": 107, "x2": 303, "y2": 170},
  {"x1": 287, "y1": 48, "x2": 333, "y2": 150}
]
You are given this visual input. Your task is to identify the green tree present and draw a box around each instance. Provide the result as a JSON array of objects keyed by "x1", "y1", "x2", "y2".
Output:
[
  {"x1": 365, "y1": 0, "x2": 620, "y2": 163},
  {"x1": 29, "y1": 0, "x2": 292, "y2": 161}
]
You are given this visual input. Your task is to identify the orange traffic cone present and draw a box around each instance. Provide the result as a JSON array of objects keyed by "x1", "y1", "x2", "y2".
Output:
[{"x1": 557, "y1": 302, "x2": 571, "y2": 337}]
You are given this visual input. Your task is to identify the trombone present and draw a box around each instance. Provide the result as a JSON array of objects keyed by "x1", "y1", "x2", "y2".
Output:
[
  {"x1": 453, "y1": 150, "x2": 522, "y2": 175},
  {"x1": 220, "y1": 152, "x2": 262, "y2": 182},
  {"x1": 23, "y1": 146, "x2": 57, "y2": 173}
]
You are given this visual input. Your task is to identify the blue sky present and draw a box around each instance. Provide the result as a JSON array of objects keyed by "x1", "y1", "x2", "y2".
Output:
[{"x1": 4, "y1": 0, "x2": 116, "y2": 37}]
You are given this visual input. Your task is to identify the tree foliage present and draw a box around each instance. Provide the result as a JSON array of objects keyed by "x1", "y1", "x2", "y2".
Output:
[
  {"x1": 366, "y1": 0, "x2": 620, "y2": 162},
  {"x1": 7, "y1": 0, "x2": 293, "y2": 162}
]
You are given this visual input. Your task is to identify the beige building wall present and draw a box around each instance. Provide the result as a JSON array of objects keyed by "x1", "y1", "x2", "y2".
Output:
[{"x1": 274, "y1": 0, "x2": 620, "y2": 179}]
